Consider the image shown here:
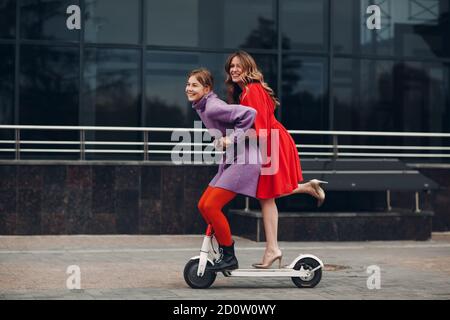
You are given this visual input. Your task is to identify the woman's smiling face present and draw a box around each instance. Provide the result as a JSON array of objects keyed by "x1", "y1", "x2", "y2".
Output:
[
  {"x1": 185, "y1": 75, "x2": 211, "y2": 102},
  {"x1": 229, "y1": 56, "x2": 244, "y2": 84}
]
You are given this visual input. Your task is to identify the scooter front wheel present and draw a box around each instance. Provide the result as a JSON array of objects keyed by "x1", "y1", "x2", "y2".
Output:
[
  {"x1": 183, "y1": 258, "x2": 217, "y2": 289},
  {"x1": 291, "y1": 257, "x2": 322, "y2": 288}
]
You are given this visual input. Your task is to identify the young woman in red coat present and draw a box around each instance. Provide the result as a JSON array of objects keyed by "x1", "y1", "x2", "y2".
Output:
[{"x1": 225, "y1": 51, "x2": 327, "y2": 268}]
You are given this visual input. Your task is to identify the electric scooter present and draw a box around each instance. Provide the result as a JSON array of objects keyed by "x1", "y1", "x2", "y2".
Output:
[{"x1": 184, "y1": 225, "x2": 324, "y2": 289}]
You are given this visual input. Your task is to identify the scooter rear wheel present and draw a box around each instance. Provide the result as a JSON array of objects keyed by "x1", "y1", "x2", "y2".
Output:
[
  {"x1": 184, "y1": 258, "x2": 217, "y2": 289},
  {"x1": 291, "y1": 257, "x2": 322, "y2": 288}
]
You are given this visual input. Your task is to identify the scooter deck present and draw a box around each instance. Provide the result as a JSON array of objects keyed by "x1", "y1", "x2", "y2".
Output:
[{"x1": 223, "y1": 268, "x2": 312, "y2": 277}]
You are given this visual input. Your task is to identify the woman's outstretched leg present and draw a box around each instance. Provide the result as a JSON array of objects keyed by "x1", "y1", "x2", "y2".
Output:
[
  {"x1": 279, "y1": 180, "x2": 327, "y2": 207},
  {"x1": 283, "y1": 181, "x2": 317, "y2": 197}
]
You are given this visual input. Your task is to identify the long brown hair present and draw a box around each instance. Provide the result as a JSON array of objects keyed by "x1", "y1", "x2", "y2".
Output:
[
  {"x1": 225, "y1": 51, "x2": 279, "y2": 107},
  {"x1": 188, "y1": 68, "x2": 214, "y2": 89}
]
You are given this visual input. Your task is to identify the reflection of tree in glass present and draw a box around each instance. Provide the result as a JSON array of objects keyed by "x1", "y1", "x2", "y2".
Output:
[
  {"x1": 239, "y1": 17, "x2": 301, "y2": 96},
  {"x1": 12, "y1": 45, "x2": 79, "y2": 159},
  {"x1": 20, "y1": 46, "x2": 79, "y2": 142},
  {"x1": 240, "y1": 17, "x2": 325, "y2": 135},
  {"x1": 240, "y1": 17, "x2": 277, "y2": 50},
  {"x1": 145, "y1": 97, "x2": 187, "y2": 128},
  {"x1": 83, "y1": 49, "x2": 140, "y2": 145},
  {"x1": 145, "y1": 97, "x2": 193, "y2": 156}
]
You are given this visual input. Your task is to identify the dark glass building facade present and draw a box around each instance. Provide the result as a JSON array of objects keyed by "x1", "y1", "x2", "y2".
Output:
[{"x1": 0, "y1": 0, "x2": 449, "y2": 159}]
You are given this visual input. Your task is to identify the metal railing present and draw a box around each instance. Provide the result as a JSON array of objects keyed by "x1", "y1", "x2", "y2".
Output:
[{"x1": 0, "y1": 125, "x2": 450, "y2": 161}]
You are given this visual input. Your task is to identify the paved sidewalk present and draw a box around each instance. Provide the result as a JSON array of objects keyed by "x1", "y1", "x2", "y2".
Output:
[{"x1": 1, "y1": 233, "x2": 450, "y2": 300}]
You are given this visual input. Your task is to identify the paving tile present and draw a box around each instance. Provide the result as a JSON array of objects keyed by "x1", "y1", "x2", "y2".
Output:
[{"x1": 1, "y1": 234, "x2": 450, "y2": 299}]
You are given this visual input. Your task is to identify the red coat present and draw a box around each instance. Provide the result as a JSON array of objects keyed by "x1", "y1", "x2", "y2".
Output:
[{"x1": 240, "y1": 82, "x2": 303, "y2": 199}]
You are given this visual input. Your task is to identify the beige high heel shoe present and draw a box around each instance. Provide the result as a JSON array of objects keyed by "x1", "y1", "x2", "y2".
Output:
[
  {"x1": 252, "y1": 253, "x2": 283, "y2": 269},
  {"x1": 310, "y1": 179, "x2": 328, "y2": 207}
]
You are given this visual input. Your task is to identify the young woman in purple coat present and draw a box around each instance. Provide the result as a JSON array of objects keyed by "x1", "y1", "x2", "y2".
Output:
[{"x1": 185, "y1": 68, "x2": 261, "y2": 271}]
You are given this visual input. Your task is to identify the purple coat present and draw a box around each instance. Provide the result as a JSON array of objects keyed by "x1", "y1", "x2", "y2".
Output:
[{"x1": 193, "y1": 92, "x2": 261, "y2": 198}]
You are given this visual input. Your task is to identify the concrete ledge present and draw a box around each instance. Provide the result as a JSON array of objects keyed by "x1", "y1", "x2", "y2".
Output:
[{"x1": 229, "y1": 209, "x2": 434, "y2": 242}]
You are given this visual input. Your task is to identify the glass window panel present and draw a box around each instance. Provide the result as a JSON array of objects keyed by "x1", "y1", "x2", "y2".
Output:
[
  {"x1": 20, "y1": 0, "x2": 80, "y2": 41},
  {"x1": 83, "y1": 48, "x2": 141, "y2": 160},
  {"x1": 19, "y1": 45, "x2": 79, "y2": 159},
  {"x1": 84, "y1": 0, "x2": 140, "y2": 44},
  {"x1": 334, "y1": 0, "x2": 450, "y2": 58},
  {"x1": 83, "y1": 48, "x2": 140, "y2": 127},
  {"x1": 20, "y1": 45, "x2": 79, "y2": 126},
  {"x1": 0, "y1": 45, "x2": 14, "y2": 125},
  {"x1": 334, "y1": 58, "x2": 397, "y2": 134},
  {"x1": 0, "y1": 0, "x2": 15, "y2": 39},
  {"x1": 280, "y1": 0, "x2": 327, "y2": 51},
  {"x1": 281, "y1": 55, "x2": 328, "y2": 147},
  {"x1": 333, "y1": 58, "x2": 450, "y2": 154},
  {"x1": 146, "y1": 0, "x2": 276, "y2": 49},
  {"x1": 394, "y1": 61, "x2": 450, "y2": 133},
  {"x1": 282, "y1": 56, "x2": 328, "y2": 129}
]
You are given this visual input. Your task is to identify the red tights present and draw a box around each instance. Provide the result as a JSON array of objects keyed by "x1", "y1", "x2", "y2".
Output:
[{"x1": 197, "y1": 186, "x2": 236, "y2": 246}]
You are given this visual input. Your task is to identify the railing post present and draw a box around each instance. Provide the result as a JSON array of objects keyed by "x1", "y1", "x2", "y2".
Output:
[
  {"x1": 143, "y1": 131, "x2": 149, "y2": 161},
  {"x1": 415, "y1": 192, "x2": 421, "y2": 213},
  {"x1": 15, "y1": 128, "x2": 20, "y2": 160},
  {"x1": 332, "y1": 134, "x2": 338, "y2": 159},
  {"x1": 244, "y1": 197, "x2": 250, "y2": 212},
  {"x1": 80, "y1": 129, "x2": 85, "y2": 161},
  {"x1": 386, "y1": 190, "x2": 392, "y2": 211}
]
